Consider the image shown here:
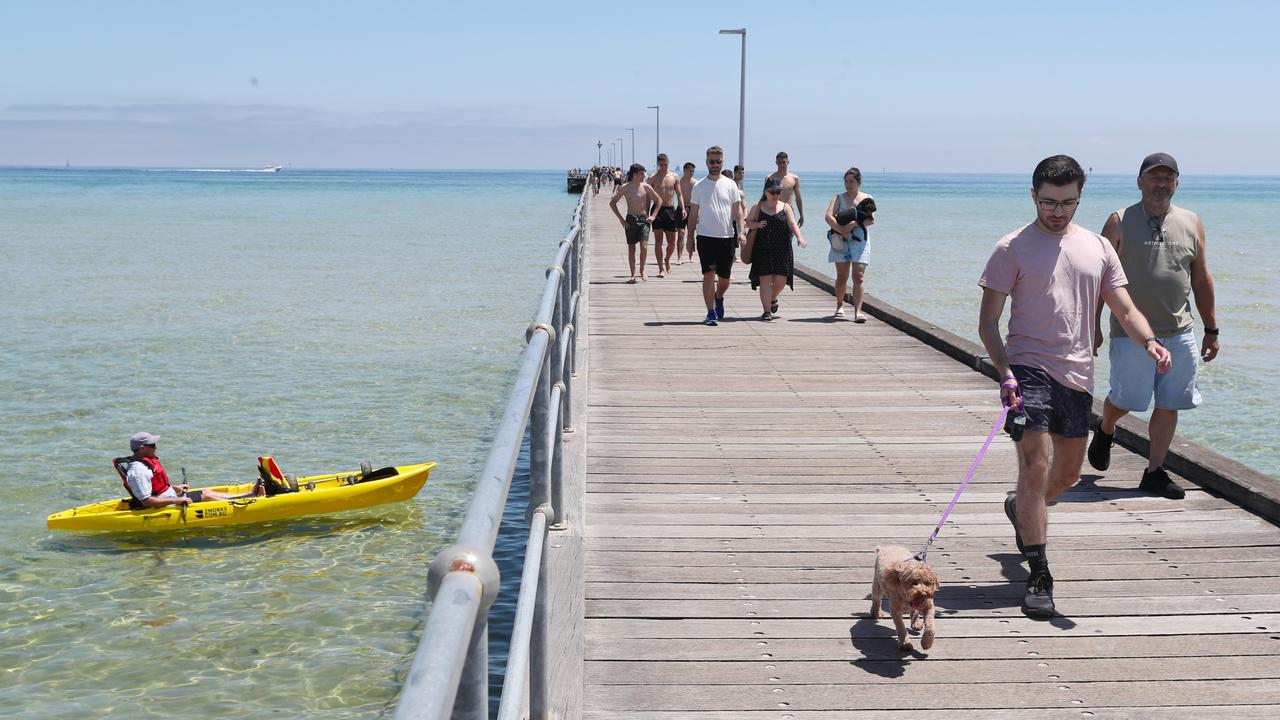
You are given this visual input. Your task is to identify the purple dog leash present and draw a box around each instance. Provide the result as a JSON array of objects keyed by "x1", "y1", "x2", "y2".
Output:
[{"x1": 913, "y1": 405, "x2": 1011, "y2": 562}]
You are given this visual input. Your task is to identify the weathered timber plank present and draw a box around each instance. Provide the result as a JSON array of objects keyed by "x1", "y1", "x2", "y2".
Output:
[
  {"x1": 586, "y1": 577, "x2": 1280, "y2": 600},
  {"x1": 583, "y1": 655, "x2": 1280, "y2": 684},
  {"x1": 582, "y1": 679, "x2": 1280, "y2": 712},
  {"x1": 584, "y1": 530, "x2": 1280, "y2": 552},
  {"x1": 584, "y1": 614, "x2": 1280, "y2": 639},
  {"x1": 585, "y1": 633, "x2": 1280, "y2": 661}
]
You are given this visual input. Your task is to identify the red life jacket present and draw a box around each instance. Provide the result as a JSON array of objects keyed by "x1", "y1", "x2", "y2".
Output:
[{"x1": 123, "y1": 455, "x2": 172, "y2": 498}]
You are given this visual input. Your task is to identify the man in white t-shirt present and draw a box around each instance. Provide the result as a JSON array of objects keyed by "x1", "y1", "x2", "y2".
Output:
[
  {"x1": 686, "y1": 145, "x2": 744, "y2": 326},
  {"x1": 978, "y1": 155, "x2": 1171, "y2": 619}
]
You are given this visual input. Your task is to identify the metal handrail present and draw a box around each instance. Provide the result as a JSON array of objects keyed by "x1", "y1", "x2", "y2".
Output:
[{"x1": 394, "y1": 189, "x2": 588, "y2": 720}]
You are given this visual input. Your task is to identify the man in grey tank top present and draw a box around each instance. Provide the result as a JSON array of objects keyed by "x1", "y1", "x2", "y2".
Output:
[{"x1": 1089, "y1": 153, "x2": 1220, "y2": 499}]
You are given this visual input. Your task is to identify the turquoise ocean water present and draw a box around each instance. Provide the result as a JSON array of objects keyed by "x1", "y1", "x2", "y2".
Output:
[{"x1": 1, "y1": 168, "x2": 1274, "y2": 718}]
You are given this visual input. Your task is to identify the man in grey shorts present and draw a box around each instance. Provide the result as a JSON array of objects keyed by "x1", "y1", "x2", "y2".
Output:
[{"x1": 1089, "y1": 153, "x2": 1219, "y2": 499}]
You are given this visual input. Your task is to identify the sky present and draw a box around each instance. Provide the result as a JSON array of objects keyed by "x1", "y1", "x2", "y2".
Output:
[{"x1": 1, "y1": 0, "x2": 1276, "y2": 173}]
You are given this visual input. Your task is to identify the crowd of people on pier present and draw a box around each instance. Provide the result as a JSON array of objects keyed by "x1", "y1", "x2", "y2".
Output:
[{"x1": 606, "y1": 145, "x2": 1219, "y2": 618}]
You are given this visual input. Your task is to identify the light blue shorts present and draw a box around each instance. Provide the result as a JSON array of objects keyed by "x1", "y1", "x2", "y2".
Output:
[
  {"x1": 1106, "y1": 327, "x2": 1202, "y2": 412},
  {"x1": 828, "y1": 229, "x2": 869, "y2": 265}
]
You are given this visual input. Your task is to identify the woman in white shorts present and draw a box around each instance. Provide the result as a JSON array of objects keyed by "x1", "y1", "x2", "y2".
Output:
[{"x1": 824, "y1": 167, "x2": 875, "y2": 321}]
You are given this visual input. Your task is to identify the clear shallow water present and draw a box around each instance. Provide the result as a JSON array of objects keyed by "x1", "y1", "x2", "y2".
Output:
[
  {"x1": 0, "y1": 168, "x2": 573, "y2": 718},
  {"x1": 1, "y1": 167, "x2": 1274, "y2": 718}
]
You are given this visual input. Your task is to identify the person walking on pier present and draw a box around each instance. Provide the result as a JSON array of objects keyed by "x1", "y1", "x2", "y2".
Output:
[
  {"x1": 764, "y1": 151, "x2": 804, "y2": 227},
  {"x1": 647, "y1": 153, "x2": 682, "y2": 278},
  {"x1": 978, "y1": 155, "x2": 1171, "y2": 618},
  {"x1": 677, "y1": 162, "x2": 697, "y2": 264},
  {"x1": 687, "y1": 146, "x2": 744, "y2": 326},
  {"x1": 609, "y1": 163, "x2": 662, "y2": 284},
  {"x1": 746, "y1": 178, "x2": 806, "y2": 320},
  {"x1": 824, "y1": 167, "x2": 876, "y2": 320},
  {"x1": 1089, "y1": 153, "x2": 1218, "y2": 500}
]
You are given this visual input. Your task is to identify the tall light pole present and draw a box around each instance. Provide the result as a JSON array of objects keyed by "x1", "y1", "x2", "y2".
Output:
[
  {"x1": 626, "y1": 128, "x2": 635, "y2": 167},
  {"x1": 646, "y1": 105, "x2": 660, "y2": 161},
  {"x1": 719, "y1": 28, "x2": 746, "y2": 168},
  {"x1": 597, "y1": 140, "x2": 602, "y2": 166}
]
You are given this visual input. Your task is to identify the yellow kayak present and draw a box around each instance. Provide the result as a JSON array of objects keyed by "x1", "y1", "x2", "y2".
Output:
[{"x1": 48, "y1": 461, "x2": 435, "y2": 532}]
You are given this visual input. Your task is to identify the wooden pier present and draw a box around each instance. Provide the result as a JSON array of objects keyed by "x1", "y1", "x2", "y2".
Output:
[{"x1": 563, "y1": 193, "x2": 1280, "y2": 718}]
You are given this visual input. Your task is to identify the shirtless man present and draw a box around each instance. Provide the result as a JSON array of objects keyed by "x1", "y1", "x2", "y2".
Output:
[
  {"x1": 764, "y1": 151, "x2": 804, "y2": 227},
  {"x1": 646, "y1": 154, "x2": 682, "y2": 278},
  {"x1": 677, "y1": 162, "x2": 697, "y2": 264},
  {"x1": 609, "y1": 163, "x2": 662, "y2": 283}
]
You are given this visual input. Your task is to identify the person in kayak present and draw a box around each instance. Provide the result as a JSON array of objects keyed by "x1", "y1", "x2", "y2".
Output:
[{"x1": 123, "y1": 432, "x2": 263, "y2": 508}]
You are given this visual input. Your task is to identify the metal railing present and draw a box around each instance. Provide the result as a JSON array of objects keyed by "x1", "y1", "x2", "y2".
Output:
[{"x1": 393, "y1": 189, "x2": 587, "y2": 720}]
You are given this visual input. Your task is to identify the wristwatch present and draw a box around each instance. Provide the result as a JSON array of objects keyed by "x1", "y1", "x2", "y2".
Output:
[
  {"x1": 1143, "y1": 337, "x2": 1165, "y2": 348},
  {"x1": 1204, "y1": 327, "x2": 1219, "y2": 336}
]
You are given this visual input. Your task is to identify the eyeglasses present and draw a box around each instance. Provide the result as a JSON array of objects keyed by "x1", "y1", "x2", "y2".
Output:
[
  {"x1": 766, "y1": 189, "x2": 782, "y2": 195},
  {"x1": 706, "y1": 159, "x2": 723, "y2": 165},
  {"x1": 1036, "y1": 198, "x2": 1079, "y2": 212},
  {"x1": 1148, "y1": 214, "x2": 1165, "y2": 243},
  {"x1": 142, "y1": 443, "x2": 156, "y2": 448}
]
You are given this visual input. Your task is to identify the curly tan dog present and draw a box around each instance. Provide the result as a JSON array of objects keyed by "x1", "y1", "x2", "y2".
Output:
[{"x1": 870, "y1": 544, "x2": 940, "y2": 650}]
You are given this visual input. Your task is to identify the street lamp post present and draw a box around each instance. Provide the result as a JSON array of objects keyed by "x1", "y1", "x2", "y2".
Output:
[
  {"x1": 597, "y1": 140, "x2": 602, "y2": 166},
  {"x1": 719, "y1": 28, "x2": 746, "y2": 168},
  {"x1": 626, "y1": 128, "x2": 635, "y2": 167},
  {"x1": 646, "y1": 105, "x2": 660, "y2": 161}
]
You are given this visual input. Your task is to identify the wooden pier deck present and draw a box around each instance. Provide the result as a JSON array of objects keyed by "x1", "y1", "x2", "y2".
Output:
[{"x1": 574, "y1": 192, "x2": 1280, "y2": 719}]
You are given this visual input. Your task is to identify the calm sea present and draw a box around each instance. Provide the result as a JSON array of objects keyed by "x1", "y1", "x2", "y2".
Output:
[{"x1": 0, "y1": 167, "x2": 1274, "y2": 718}]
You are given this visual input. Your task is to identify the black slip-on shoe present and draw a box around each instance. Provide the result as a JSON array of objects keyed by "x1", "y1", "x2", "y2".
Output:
[
  {"x1": 1139, "y1": 466, "x2": 1186, "y2": 499},
  {"x1": 1087, "y1": 427, "x2": 1114, "y2": 471},
  {"x1": 1004, "y1": 492, "x2": 1025, "y2": 554}
]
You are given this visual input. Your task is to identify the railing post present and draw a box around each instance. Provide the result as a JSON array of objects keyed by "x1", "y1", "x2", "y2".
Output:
[
  {"x1": 529, "y1": 349, "x2": 552, "y2": 513},
  {"x1": 529, "y1": 511, "x2": 552, "y2": 717}
]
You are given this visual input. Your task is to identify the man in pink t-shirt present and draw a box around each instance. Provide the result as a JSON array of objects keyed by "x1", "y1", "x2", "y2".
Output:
[{"x1": 978, "y1": 155, "x2": 1172, "y2": 619}]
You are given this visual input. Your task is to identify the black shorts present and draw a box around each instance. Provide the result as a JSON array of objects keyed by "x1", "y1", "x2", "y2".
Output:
[
  {"x1": 1011, "y1": 364, "x2": 1092, "y2": 438},
  {"x1": 653, "y1": 205, "x2": 679, "y2": 231},
  {"x1": 696, "y1": 235, "x2": 737, "y2": 279},
  {"x1": 625, "y1": 214, "x2": 650, "y2": 245}
]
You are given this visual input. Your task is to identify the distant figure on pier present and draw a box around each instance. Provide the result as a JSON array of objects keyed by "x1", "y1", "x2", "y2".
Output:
[
  {"x1": 687, "y1": 145, "x2": 744, "y2": 326},
  {"x1": 731, "y1": 165, "x2": 748, "y2": 242},
  {"x1": 609, "y1": 163, "x2": 661, "y2": 284},
  {"x1": 676, "y1": 162, "x2": 696, "y2": 264},
  {"x1": 978, "y1": 154, "x2": 1171, "y2": 619},
  {"x1": 823, "y1": 167, "x2": 876, "y2": 321},
  {"x1": 764, "y1": 151, "x2": 804, "y2": 227},
  {"x1": 746, "y1": 177, "x2": 806, "y2": 321},
  {"x1": 647, "y1": 154, "x2": 681, "y2": 278},
  {"x1": 1090, "y1": 152, "x2": 1218, "y2": 500},
  {"x1": 120, "y1": 432, "x2": 263, "y2": 508}
]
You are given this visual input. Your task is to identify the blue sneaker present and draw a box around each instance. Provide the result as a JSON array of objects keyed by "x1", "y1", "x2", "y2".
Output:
[
  {"x1": 714, "y1": 296, "x2": 725, "y2": 320},
  {"x1": 704, "y1": 310, "x2": 718, "y2": 326}
]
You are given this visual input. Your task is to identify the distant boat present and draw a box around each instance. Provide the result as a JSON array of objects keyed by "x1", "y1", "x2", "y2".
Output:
[
  {"x1": 567, "y1": 170, "x2": 587, "y2": 193},
  {"x1": 263, "y1": 165, "x2": 283, "y2": 172}
]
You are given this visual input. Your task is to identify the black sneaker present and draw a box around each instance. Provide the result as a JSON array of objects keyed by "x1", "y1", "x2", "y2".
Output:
[
  {"x1": 1022, "y1": 569, "x2": 1056, "y2": 618},
  {"x1": 704, "y1": 310, "x2": 718, "y2": 326},
  {"x1": 1087, "y1": 427, "x2": 1114, "y2": 471},
  {"x1": 1139, "y1": 467, "x2": 1186, "y2": 499},
  {"x1": 714, "y1": 296, "x2": 725, "y2": 320},
  {"x1": 1004, "y1": 493, "x2": 1025, "y2": 554}
]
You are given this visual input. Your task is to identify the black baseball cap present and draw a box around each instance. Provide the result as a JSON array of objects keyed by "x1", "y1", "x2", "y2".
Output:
[{"x1": 1139, "y1": 152, "x2": 1179, "y2": 176}]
